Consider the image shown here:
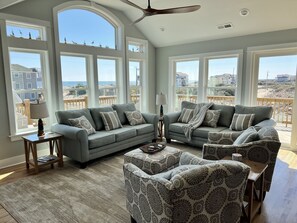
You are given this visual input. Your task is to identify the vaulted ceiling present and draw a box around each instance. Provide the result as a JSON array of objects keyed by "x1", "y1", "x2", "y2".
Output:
[{"x1": 2, "y1": 0, "x2": 297, "y2": 48}]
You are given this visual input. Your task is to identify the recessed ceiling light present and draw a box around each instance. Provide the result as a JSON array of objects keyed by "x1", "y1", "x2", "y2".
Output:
[{"x1": 240, "y1": 8, "x2": 250, "y2": 16}]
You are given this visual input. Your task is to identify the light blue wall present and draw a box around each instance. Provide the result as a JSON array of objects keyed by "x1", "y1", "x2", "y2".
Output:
[
  {"x1": 0, "y1": 0, "x2": 155, "y2": 164},
  {"x1": 156, "y1": 28, "x2": 297, "y2": 112}
]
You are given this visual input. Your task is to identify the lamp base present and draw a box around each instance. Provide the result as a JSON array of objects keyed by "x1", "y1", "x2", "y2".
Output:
[
  {"x1": 37, "y1": 118, "x2": 45, "y2": 137},
  {"x1": 160, "y1": 105, "x2": 164, "y2": 117}
]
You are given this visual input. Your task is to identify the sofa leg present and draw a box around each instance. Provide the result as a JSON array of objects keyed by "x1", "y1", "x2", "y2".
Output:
[
  {"x1": 80, "y1": 162, "x2": 87, "y2": 169},
  {"x1": 152, "y1": 139, "x2": 157, "y2": 143},
  {"x1": 166, "y1": 139, "x2": 171, "y2": 143},
  {"x1": 130, "y1": 216, "x2": 137, "y2": 223}
]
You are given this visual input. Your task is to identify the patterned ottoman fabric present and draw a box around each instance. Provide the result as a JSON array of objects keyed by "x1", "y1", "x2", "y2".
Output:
[{"x1": 124, "y1": 146, "x2": 182, "y2": 174}]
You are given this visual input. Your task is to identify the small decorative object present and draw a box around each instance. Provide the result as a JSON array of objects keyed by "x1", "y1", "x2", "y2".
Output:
[
  {"x1": 84, "y1": 41, "x2": 86, "y2": 45},
  {"x1": 30, "y1": 99, "x2": 49, "y2": 137},
  {"x1": 232, "y1": 153, "x2": 243, "y2": 162},
  {"x1": 156, "y1": 92, "x2": 167, "y2": 117},
  {"x1": 29, "y1": 32, "x2": 32, "y2": 39},
  {"x1": 64, "y1": 37, "x2": 67, "y2": 44},
  {"x1": 11, "y1": 30, "x2": 15, "y2": 37},
  {"x1": 19, "y1": 30, "x2": 23, "y2": 38},
  {"x1": 140, "y1": 143, "x2": 166, "y2": 154}
]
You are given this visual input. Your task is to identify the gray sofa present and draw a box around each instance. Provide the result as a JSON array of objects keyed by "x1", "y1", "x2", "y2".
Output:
[
  {"x1": 164, "y1": 101, "x2": 276, "y2": 147},
  {"x1": 51, "y1": 103, "x2": 159, "y2": 167}
]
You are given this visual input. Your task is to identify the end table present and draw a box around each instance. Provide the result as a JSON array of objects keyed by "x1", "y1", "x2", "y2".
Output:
[{"x1": 22, "y1": 132, "x2": 63, "y2": 174}]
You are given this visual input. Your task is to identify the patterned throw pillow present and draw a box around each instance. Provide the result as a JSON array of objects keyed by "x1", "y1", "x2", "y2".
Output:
[
  {"x1": 233, "y1": 126, "x2": 258, "y2": 145},
  {"x1": 100, "y1": 111, "x2": 122, "y2": 131},
  {"x1": 202, "y1": 110, "x2": 221, "y2": 128},
  {"x1": 178, "y1": 108, "x2": 194, "y2": 123},
  {"x1": 124, "y1": 111, "x2": 146, "y2": 126},
  {"x1": 230, "y1": 113, "x2": 255, "y2": 131},
  {"x1": 68, "y1": 115, "x2": 96, "y2": 135}
]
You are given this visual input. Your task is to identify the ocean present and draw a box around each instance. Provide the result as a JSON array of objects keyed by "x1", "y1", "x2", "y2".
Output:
[{"x1": 63, "y1": 81, "x2": 115, "y2": 87}]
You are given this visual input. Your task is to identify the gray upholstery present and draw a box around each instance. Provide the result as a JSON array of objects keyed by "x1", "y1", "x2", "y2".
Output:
[
  {"x1": 112, "y1": 103, "x2": 136, "y2": 125},
  {"x1": 124, "y1": 152, "x2": 250, "y2": 223},
  {"x1": 55, "y1": 108, "x2": 96, "y2": 128},
  {"x1": 52, "y1": 104, "x2": 158, "y2": 165},
  {"x1": 235, "y1": 105, "x2": 273, "y2": 125},
  {"x1": 203, "y1": 126, "x2": 281, "y2": 192},
  {"x1": 210, "y1": 104, "x2": 235, "y2": 127},
  {"x1": 164, "y1": 101, "x2": 276, "y2": 148},
  {"x1": 89, "y1": 106, "x2": 113, "y2": 131}
]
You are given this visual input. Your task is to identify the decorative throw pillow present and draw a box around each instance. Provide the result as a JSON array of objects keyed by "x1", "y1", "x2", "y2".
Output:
[
  {"x1": 68, "y1": 115, "x2": 96, "y2": 135},
  {"x1": 125, "y1": 111, "x2": 146, "y2": 126},
  {"x1": 233, "y1": 126, "x2": 258, "y2": 145},
  {"x1": 229, "y1": 113, "x2": 255, "y2": 131},
  {"x1": 202, "y1": 110, "x2": 221, "y2": 128},
  {"x1": 100, "y1": 111, "x2": 122, "y2": 131},
  {"x1": 178, "y1": 108, "x2": 194, "y2": 123}
]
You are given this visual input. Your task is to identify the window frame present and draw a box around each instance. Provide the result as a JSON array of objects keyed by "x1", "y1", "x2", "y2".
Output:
[
  {"x1": 168, "y1": 50, "x2": 243, "y2": 112},
  {"x1": 0, "y1": 13, "x2": 54, "y2": 140}
]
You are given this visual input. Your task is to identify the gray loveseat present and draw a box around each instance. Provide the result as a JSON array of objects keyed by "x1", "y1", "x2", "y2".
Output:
[
  {"x1": 51, "y1": 103, "x2": 159, "y2": 167},
  {"x1": 164, "y1": 101, "x2": 276, "y2": 147}
]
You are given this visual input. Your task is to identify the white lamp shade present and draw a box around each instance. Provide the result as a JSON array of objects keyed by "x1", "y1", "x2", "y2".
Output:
[
  {"x1": 156, "y1": 93, "x2": 167, "y2": 105},
  {"x1": 30, "y1": 102, "x2": 49, "y2": 119}
]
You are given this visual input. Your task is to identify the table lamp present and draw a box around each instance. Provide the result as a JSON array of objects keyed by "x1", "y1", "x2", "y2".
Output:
[
  {"x1": 30, "y1": 101, "x2": 49, "y2": 137},
  {"x1": 156, "y1": 92, "x2": 167, "y2": 117}
]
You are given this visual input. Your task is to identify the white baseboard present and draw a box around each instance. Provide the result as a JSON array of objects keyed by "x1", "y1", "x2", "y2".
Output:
[{"x1": 0, "y1": 148, "x2": 50, "y2": 169}]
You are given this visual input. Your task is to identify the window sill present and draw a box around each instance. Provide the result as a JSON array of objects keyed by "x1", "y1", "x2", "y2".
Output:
[{"x1": 9, "y1": 127, "x2": 50, "y2": 142}]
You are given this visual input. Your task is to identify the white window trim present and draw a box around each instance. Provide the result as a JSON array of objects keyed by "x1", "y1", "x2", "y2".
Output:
[
  {"x1": 0, "y1": 14, "x2": 54, "y2": 141},
  {"x1": 246, "y1": 42, "x2": 297, "y2": 150},
  {"x1": 126, "y1": 37, "x2": 148, "y2": 111},
  {"x1": 168, "y1": 50, "x2": 243, "y2": 112},
  {"x1": 53, "y1": 1, "x2": 125, "y2": 110}
]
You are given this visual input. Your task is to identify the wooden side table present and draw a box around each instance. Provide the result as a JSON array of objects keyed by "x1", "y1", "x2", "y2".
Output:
[
  {"x1": 158, "y1": 117, "x2": 164, "y2": 139},
  {"x1": 223, "y1": 157, "x2": 267, "y2": 223},
  {"x1": 22, "y1": 132, "x2": 63, "y2": 174}
]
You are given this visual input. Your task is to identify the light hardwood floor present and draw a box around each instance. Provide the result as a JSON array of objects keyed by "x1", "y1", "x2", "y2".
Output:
[{"x1": 0, "y1": 145, "x2": 296, "y2": 223}]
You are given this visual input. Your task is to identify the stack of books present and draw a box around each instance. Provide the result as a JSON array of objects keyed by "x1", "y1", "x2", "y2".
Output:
[{"x1": 37, "y1": 155, "x2": 56, "y2": 163}]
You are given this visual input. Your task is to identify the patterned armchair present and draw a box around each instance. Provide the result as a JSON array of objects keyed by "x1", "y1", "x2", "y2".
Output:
[
  {"x1": 203, "y1": 126, "x2": 281, "y2": 192},
  {"x1": 123, "y1": 152, "x2": 250, "y2": 223}
]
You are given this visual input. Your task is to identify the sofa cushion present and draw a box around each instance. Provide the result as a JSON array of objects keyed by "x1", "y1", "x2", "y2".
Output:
[
  {"x1": 181, "y1": 101, "x2": 199, "y2": 110},
  {"x1": 125, "y1": 111, "x2": 146, "y2": 126},
  {"x1": 68, "y1": 115, "x2": 96, "y2": 135},
  {"x1": 55, "y1": 108, "x2": 96, "y2": 128},
  {"x1": 112, "y1": 103, "x2": 136, "y2": 125},
  {"x1": 178, "y1": 108, "x2": 194, "y2": 123},
  {"x1": 109, "y1": 128, "x2": 137, "y2": 142},
  {"x1": 235, "y1": 105, "x2": 273, "y2": 125},
  {"x1": 88, "y1": 132, "x2": 116, "y2": 149},
  {"x1": 230, "y1": 113, "x2": 255, "y2": 131},
  {"x1": 100, "y1": 111, "x2": 123, "y2": 131},
  {"x1": 233, "y1": 126, "x2": 258, "y2": 145},
  {"x1": 210, "y1": 104, "x2": 235, "y2": 127},
  {"x1": 124, "y1": 124, "x2": 154, "y2": 135},
  {"x1": 89, "y1": 106, "x2": 113, "y2": 131},
  {"x1": 202, "y1": 110, "x2": 221, "y2": 128},
  {"x1": 258, "y1": 126, "x2": 279, "y2": 141}
]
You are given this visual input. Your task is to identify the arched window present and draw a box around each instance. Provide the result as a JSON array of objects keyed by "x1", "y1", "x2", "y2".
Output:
[{"x1": 58, "y1": 9, "x2": 116, "y2": 49}]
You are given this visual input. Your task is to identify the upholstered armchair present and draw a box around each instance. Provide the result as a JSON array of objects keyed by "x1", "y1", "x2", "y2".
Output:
[
  {"x1": 123, "y1": 152, "x2": 250, "y2": 223},
  {"x1": 203, "y1": 126, "x2": 281, "y2": 192}
]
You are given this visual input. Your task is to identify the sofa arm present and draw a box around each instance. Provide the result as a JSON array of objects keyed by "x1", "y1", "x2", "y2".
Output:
[
  {"x1": 179, "y1": 152, "x2": 218, "y2": 165},
  {"x1": 255, "y1": 119, "x2": 277, "y2": 128},
  {"x1": 207, "y1": 132, "x2": 242, "y2": 145},
  {"x1": 163, "y1": 112, "x2": 181, "y2": 139},
  {"x1": 142, "y1": 113, "x2": 159, "y2": 139},
  {"x1": 202, "y1": 144, "x2": 237, "y2": 160},
  {"x1": 51, "y1": 124, "x2": 89, "y2": 163}
]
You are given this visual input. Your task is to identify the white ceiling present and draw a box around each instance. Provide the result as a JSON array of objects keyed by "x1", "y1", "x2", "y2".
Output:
[{"x1": 3, "y1": 0, "x2": 297, "y2": 48}]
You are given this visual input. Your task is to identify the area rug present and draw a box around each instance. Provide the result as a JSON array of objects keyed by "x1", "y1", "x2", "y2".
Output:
[{"x1": 0, "y1": 142, "x2": 202, "y2": 223}]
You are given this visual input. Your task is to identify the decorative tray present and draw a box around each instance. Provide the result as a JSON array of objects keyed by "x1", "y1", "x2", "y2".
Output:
[{"x1": 140, "y1": 143, "x2": 166, "y2": 154}]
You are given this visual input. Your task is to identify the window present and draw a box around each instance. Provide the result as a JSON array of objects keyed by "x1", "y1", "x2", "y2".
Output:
[
  {"x1": 128, "y1": 60, "x2": 142, "y2": 109},
  {"x1": 6, "y1": 21, "x2": 45, "y2": 40},
  {"x1": 58, "y1": 9, "x2": 116, "y2": 49},
  {"x1": 174, "y1": 60, "x2": 199, "y2": 111},
  {"x1": 97, "y1": 58, "x2": 118, "y2": 105},
  {"x1": 206, "y1": 57, "x2": 238, "y2": 105},
  {"x1": 128, "y1": 42, "x2": 144, "y2": 53},
  {"x1": 9, "y1": 50, "x2": 48, "y2": 133},
  {"x1": 60, "y1": 55, "x2": 88, "y2": 110},
  {"x1": 26, "y1": 73, "x2": 31, "y2": 79}
]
